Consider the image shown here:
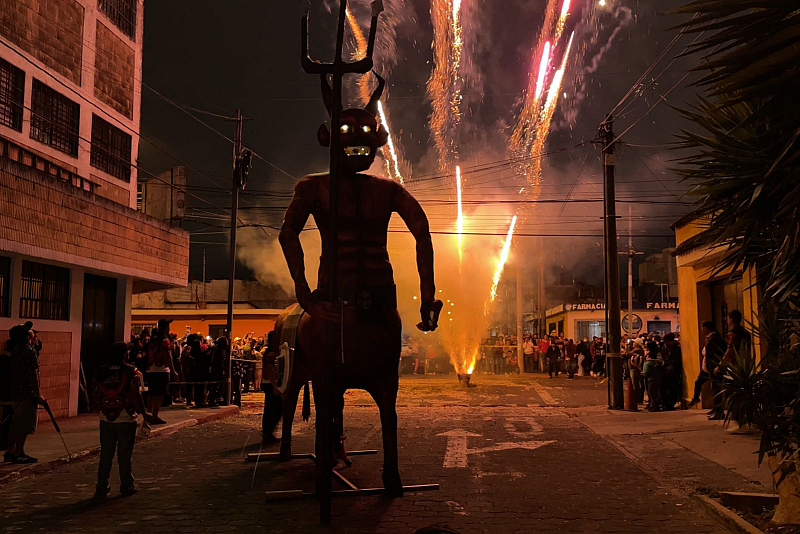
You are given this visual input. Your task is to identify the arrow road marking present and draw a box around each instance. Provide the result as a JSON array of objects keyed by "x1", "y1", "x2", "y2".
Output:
[
  {"x1": 437, "y1": 430, "x2": 482, "y2": 468},
  {"x1": 467, "y1": 441, "x2": 555, "y2": 455},
  {"x1": 438, "y1": 430, "x2": 555, "y2": 468}
]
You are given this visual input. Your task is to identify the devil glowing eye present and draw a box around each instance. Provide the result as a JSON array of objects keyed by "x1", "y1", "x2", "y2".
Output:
[
  {"x1": 340, "y1": 124, "x2": 351, "y2": 133},
  {"x1": 362, "y1": 125, "x2": 372, "y2": 133}
]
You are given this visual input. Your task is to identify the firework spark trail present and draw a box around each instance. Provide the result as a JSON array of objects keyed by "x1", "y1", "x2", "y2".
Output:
[
  {"x1": 346, "y1": 9, "x2": 406, "y2": 183},
  {"x1": 527, "y1": 32, "x2": 575, "y2": 183},
  {"x1": 377, "y1": 101, "x2": 404, "y2": 184},
  {"x1": 456, "y1": 165, "x2": 463, "y2": 263},
  {"x1": 427, "y1": 0, "x2": 465, "y2": 171},
  {"x1": 509, "y1": 0, "x2": 574, "y2": 188},
  {"x1": 534, "y1": 41, "x2": 551, "y2": 100},
  {"x1": 490, "y1": 215, "x2": 518, "y2": 303},
  {"x1": 345, "y1": 8, "x2": 372, "y2": 103}
]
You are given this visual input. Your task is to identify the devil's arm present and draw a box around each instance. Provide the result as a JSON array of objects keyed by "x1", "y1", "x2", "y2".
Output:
[
  {"x1": 394, "y1": 184, "x2": 435, "y2": 302},
  {"x1": 279, "y1": 177, "x2": 316, "y2": 306}
]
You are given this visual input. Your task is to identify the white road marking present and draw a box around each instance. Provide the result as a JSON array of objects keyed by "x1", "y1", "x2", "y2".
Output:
[
  {"x1": 439, "y1": 426, "x2": 556, "y2": 468},
  {"x1": 467, "y1": 441, "x2": 555, "y2": 455},
  {"x1": 532, "y1": 382, "x2": 559, "y2": 404},
  {"x1": 438, "y1": 429, "x2": 482, "y2": 468}
]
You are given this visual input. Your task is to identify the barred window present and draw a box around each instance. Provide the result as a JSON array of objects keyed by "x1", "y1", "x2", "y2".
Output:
[
  {"x1": 20, "y1": 261, "x2": 71, "y2": 321},
  {"x1": 0, "y1": 256, "x2": 10, "y2": 318},
  {"x1": 98, "y1": 0, "x2": 137, "y2": 39},
  {"x1": 30, "y1": 80, "x2": 80, "y2": 157},
  {"x1": 91, "y1": 114, "x2": 132, "y2": 181},
  {"x1": 0, "y1": 59, "x2": 24, "y2": 132}
]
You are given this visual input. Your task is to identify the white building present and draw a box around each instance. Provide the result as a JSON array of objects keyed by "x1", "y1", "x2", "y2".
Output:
[{"x1": 0, "y1": 0, "x2": 188, "y2": 417}]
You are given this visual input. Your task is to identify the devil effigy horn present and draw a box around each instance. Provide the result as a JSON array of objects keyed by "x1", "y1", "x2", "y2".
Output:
[
  {"x1": 365, "y1": 72, "x2": 385, "y2": 115},
  {"x1": 320, "y1": 74, "x2": 333, "y2": 116}
]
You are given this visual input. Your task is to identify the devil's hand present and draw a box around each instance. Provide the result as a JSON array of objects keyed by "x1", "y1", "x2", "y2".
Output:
[
  {"x1": 299, "y1": 289, "x2": 340, "y2": 323},
  {"x1": 417, "y1": 299, "x2": 444, "y2": 332}
]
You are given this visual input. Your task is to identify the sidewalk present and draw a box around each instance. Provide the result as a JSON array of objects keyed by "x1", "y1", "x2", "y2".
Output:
[
  {"x1": 570, "y1": 405, "x2": 774, "y2": 493},
  {"x1": 0, "y1": 403, "x2": 239, "y2": 484}
]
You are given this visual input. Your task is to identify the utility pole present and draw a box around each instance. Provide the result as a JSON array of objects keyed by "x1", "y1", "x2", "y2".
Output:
[
  {"x1": 622, "y1": 207, "x2": 645, "y2": 337},
  {"x1": 538, "y1": 238, "x2": 545, "y2": 338},
  {"x1": 225, "y1": 110, "x2": 251, "y2": 406},
  {"x1": 600, "y1": 114, "x2": 624, "y2": 409}
]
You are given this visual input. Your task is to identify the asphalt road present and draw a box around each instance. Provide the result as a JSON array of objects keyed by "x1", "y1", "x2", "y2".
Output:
[{"x1": 0, "y1": 374, "x2": 729, "y2": 533}]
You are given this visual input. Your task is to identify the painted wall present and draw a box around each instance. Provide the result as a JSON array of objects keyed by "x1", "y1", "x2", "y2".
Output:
[{"x1": 132, "y1": 312, "x2": 280, "y2": 340}]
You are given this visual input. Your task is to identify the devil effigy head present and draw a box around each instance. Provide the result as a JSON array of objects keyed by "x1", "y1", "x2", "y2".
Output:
[{"x1": 317, "y1": 72, "x2": 389, "y2": 173}]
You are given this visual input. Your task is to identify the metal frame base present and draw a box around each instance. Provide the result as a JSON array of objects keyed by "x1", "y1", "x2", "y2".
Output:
[{"x1": 246, "y1": 449, "x2": 440, "y2": 500}]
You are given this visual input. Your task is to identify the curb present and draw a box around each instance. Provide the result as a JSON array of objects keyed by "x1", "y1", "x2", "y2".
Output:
[
  {"x1": 693, "y1": 494, "x2": 766, "y2": 534},
  {"x1": 0, "y1": 406, "x2": 239, "y2": 486}
]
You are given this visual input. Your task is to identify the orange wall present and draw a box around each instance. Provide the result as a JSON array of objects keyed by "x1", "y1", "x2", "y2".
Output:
[{"x1": 132, "y1": 315, "x2": 277, "y2": 340}]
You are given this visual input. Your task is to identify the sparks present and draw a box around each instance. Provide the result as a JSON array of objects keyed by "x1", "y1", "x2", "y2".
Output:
[
  {"x1": 534, "y1": 41, "x2": 551, "y2": 100},
  {"x1": 560, "y1": 0, "x2": 571, "y2": 21},
  {"x1": 348, "y1": 9, "x2": 406, "y2": 183},
  {"x1": 456, "y1": 165, "x2": 464, "y2": 262},
  {"x1": 428, "y1": 0, "x2": 465, "y2": 171},
  {"x1": 490, "y1": 215, "x2": 517, "y2": 303},
  {"x1": 377, "y1": 101, "x2": 404, "y2": 184}
]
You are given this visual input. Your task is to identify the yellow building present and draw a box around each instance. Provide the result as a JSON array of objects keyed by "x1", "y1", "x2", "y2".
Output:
[{"x1": 673, "y1": 216, "x2": 761, "y2": 407}]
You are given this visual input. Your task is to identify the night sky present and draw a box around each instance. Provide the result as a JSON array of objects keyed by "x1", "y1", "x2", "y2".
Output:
[{"x1": 139, "y1": 0, "x2": 698, "y2": 289}]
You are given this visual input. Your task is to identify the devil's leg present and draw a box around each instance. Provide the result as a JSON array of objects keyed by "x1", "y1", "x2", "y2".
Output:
[
  {"x1": 279, "y1": 378, "x2": 303, "y2": 461},
  {"x1": 369, "y1": 378, "x2": 402, "y2": 496}
]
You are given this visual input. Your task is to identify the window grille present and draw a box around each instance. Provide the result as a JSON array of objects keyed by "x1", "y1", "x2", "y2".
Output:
[
  {"x1": 20, "y1": 261, "x2": 71, "y2": 321},
  {"x1": 0, "y1": 59, "x2": 24, "y2": 132},
  {"x1": 91, "y1": 114, "x2": 132, "y2": 181},
  {"x1": 98, "y1": 0, "x2": 137, "y2": 39},
  {"x1": 0, "y1": 256, "x2": 10, "y2": 318},
  {"x1": 30, "y1": 80, "x2": 80, "y2": 157}
]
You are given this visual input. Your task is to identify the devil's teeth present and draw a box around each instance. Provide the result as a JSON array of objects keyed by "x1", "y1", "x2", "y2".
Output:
[{"x1": 344, "y1": 146, "x2": 371, "y2": 156}]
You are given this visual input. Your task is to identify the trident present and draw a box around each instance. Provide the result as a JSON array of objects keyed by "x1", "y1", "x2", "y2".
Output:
[{"x1": 300, "y1": 0, "x2": 383, "y2": 523}]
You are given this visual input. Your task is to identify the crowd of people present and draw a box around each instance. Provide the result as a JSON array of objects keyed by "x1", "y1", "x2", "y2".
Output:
[{"x1": 126, "y1": 321, "x2": 272, "y2": 410}]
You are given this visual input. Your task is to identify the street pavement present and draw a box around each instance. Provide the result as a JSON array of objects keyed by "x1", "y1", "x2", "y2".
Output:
[{"x1": 0, "y1": 373, "x2": 759, "y2": 533}]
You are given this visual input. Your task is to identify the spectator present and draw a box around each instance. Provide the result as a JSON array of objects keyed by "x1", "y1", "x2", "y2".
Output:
[
  {"x1": 629, "y1": 340, "x2": 645, "y2": 403},
  {"x1": 180, "y1": 343, "x2": 195, "y2": 406},
  {"x1": 188, "y1": 334, "x2": 210, "y2": 408},
  {"x1": 522, "y1": 335, "x2": 535, "y2": 373},
  {"x1": 93, "y1": 342, "x2": 153, "y2": 500},
  {"x1": 208, "y1": 337, "x2": 229, "y2": 407},
  {"x1": 261, "y1": 332, "x2": 282, "y2": 443},
  {"x1": 144, "y1": 319, "x2": 175, "y2": 424},
  {"x1": 643, "y1": 341, "x2": 663, "y2": 412},
  {"x1": 537, "y1": 335, "x2": 551, "y2": 373},
  {"x1": 577, "y1": 337, "x2": 591, "y2": 377},
  {"x1": 564, "y1": 339, "x2": 577, "y2": 379},
  {"x1": 591, "y1": 337, "x2": 606, "y2": 378},
  {"x1": 546, "y1": 342, "x2": 561, "y2": 378},
  {"x1": 4, "y1": 321, "x2": 42, "y2": 464},
  {"x1": 169, "y1": 332, "x2": 185, "y2": 404},
  {"x1": 688, "y1": 321, "x2": 727, "y2": 420},
  {"x1": 660, "y1": 333, "x2": 682, "y2": 411},
  {"x1": 724, "y1": 309, "x2": 751, "y2": 364}
]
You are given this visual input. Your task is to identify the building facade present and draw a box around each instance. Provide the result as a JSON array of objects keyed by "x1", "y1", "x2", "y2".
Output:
[
  {"x1": 0, "y1": 0, "x2": 189, "y2": 417},
  {"x1": 673, "y1": 216, "x2": 761, "y2": 408},
  {"x1": 131, "y1": 279, "x2": 292, "y2": 340},
  {"x1": 545, "y1": 301, "x2": 680, "y2": 340}
]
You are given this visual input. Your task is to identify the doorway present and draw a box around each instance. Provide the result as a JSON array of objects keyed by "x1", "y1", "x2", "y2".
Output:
[
  {"x1": 80, "y1": 274, "x2": 118, "y2": 412},
  {"x1": 710, "y1": 277, "x2": 744, "y2": 338}
]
